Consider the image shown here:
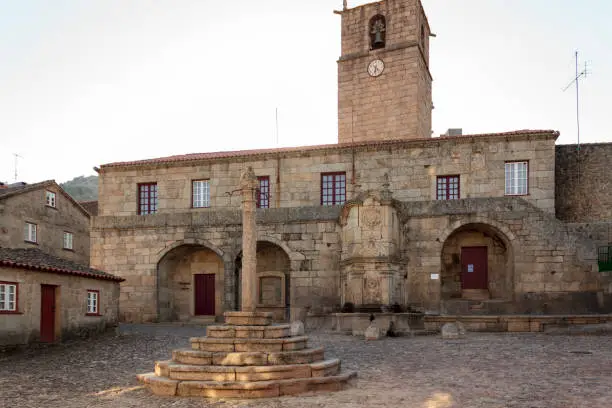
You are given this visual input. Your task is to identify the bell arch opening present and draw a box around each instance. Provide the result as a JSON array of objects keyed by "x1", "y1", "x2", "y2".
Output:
[
  {"x1": 369, "y1": 14, "x2": 386, "y2": 50},
  {"x1": 157, "y1": 244, "x2": 224, "y2": 322},
  {"x1": 440, "y1": 223, "x2": 513, "y2": 301}
]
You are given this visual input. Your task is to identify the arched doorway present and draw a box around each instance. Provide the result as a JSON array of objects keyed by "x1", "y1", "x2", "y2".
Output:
[
  {"x1": 441, "y1": 223, "x2": 513, "y2": 301},
  {"x1": 234, "y1": 241, "x2": 291, "y2": 321},
  {"x1": 157, "y1": 244, "x2": 224, "y2": 321}
]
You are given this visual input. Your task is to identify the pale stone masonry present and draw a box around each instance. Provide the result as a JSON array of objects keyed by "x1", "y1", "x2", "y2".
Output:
[
  {"x1": 0, "y1": 180, "x2": 91, "y2": 265},
  {"x1": 0, "y1": 249, "x2": 122, "y2": 346},
  {"x1": 337, "y1": 0, "x2": 432, "y2": 143},
  {"x1": 91, "y1": 0, "x2": 611, "y2": 324},
  {"x1": 98, "y1": 132, "x2": 558, "y2": 216}
]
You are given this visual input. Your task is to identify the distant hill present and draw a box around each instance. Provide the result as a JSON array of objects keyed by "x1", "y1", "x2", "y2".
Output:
[{"x1": 60, "y1": 175, "x2": 98, "y2": 201}]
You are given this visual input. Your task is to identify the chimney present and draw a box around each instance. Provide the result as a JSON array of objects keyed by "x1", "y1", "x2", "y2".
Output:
[{"x1": 443, "y1": 128, "x2": 463, "y2": 137}]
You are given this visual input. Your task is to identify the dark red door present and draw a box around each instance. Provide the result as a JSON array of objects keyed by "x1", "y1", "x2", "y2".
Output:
[
  {"x1": 194, "y1": 274, "x2": 215, "y2": 316},
  {"x1": 40, "y1": 285, "x2": 56, "y2": 343},
  {"x1": 461, "y1": 247, "x2": 488, "y2": 290}
]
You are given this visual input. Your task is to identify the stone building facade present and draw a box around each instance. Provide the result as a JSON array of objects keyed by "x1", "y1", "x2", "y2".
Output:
[
  {"x1": 0, "y1": 248, "x2": 122, "y2": 347},
  {"x1": 91, "y1": 0, "x2": 611, "y2": 323},
  {"x1": 0, "y1": 180, "x2": 91, "y2": 265}
]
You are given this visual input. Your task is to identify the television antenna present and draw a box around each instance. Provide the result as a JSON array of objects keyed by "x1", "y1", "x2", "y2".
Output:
[
  {"x1": 562, "y1": 51, "x2": 589, "y2": 150},
  {"x1": 13, "y1": 153, "x2": 23, "y2": 182}
]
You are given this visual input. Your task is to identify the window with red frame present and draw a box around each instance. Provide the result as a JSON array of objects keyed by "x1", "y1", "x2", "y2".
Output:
[
  {"x1": 0, "y1": 282, "x2": 18, "y2": 312},
  {"x1": 437, "y1": 175, "x2": 460, "y2": 200},
  {"x1": 138, "y1": 183, "x2": 158, "y2": 215},
  {"x1": 257, "y1": 176, "x2": 270, "y2": 208},
  {"x1": 321, "y1": 172, "x2": 346, "y2": 206}
]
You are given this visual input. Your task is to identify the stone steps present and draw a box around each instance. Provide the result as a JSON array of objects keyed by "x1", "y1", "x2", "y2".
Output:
[
  {"x1": 207, "y1": 324, "x2": 291, "y2": 339},
  {"x1": 138, "y1": 371, "x2": 357, "y2": 398},
  {"x1": 191, "y1": 335, "x2": 309, "y2": 353},
  {"x1": 138, "y1": 311, "x2": 356, "y2": 398},
  {"x1": 158, "y1": 359, "x2": 340, "y2": 382},
  {"x1": 172, "y1": 346, "x2": 325, "y2": 366}
]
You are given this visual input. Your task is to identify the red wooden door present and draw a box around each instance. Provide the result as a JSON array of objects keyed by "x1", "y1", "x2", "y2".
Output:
[
  {"x1": 461, "y1": 247, "x2": 488, "y2": 290},
  {"x1": 40, "y1": 285, "x2": 56, "y2": 343},
  {"x1": 194, "y1": 274, "x2": 215, "y2": 316}
]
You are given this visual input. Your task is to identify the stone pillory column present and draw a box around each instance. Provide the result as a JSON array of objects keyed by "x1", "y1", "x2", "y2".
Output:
[{"x1": 240, "y1": 166, "x2": 258, "y2": 312}]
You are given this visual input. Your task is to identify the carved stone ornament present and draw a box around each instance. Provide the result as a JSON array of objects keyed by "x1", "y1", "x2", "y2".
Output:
[
  {"x1": 239, "y1": 166, "x2": 257, "y2": 190},
  {"x1": 362, "y1": 207, "x2": 382, "y2": 228}
]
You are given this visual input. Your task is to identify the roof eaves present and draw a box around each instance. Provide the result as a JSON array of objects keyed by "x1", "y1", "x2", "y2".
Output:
[
  {"x1": 0, "y1": 259, "x2": 125, "y2": 282},
  {"x1": 99, "y1": 130, "x2": 559, "y2": 170}
]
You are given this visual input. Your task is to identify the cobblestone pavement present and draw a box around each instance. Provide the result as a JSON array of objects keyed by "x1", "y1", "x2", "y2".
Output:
[{"x1": 1, "y1": 324, "x2": 611, "y2": 408}]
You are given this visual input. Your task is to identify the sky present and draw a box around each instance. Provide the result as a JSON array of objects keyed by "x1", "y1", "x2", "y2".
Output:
[{"x1": 1, "y1": 0, "x2": 611, "y2": 184}]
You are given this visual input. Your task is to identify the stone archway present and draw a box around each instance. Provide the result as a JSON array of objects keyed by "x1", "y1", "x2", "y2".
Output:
[
  {"x1": 157, "y1": 243, "x2": 225, "y2": 321},
  {"x1": 234, "y1": 240, "x2": 292, "y2": 321},
  {"x1": 440, "y1": 222, "x2": 514, "y2": 301}
]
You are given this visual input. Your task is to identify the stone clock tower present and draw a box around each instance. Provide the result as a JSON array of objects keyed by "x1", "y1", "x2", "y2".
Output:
[{"x1": 337, "y1": 0, "x2": 433, "y2": 143}]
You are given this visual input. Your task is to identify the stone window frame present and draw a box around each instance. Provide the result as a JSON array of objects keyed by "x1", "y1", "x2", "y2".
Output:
[
  {"x1": 504, "y1": 161, "x2": 529, "y2": 196},
  {"x1": 321, "y1": 172, "x2": 347, "y2": 206},
  {"x1": 24, "y1": 222, "x2": 37, "y2": 244},
  {"x1": 0, "y1": 281, "x2": 19, "y2": 314},
  {"x1": 63, "y1": 231, "x2": 74, "y2": 251},
  {"x1": 86, "y1": 289, "x2": 100, "y2": 316},
  {"x1": 191, "y1": 179, "x2": 211, "y2": 209},
  {"x1": 256, "y1": 271, "x2": 286, "y2": 308},
  {"x1": 137, "y1": 182, "x2": 158, "y2": 215},
  {"x1": 257, "y1": 176, "x2": 270, "y2": 209},
  {"x1": 436, "y1": 175, "x2": 460, "y2": 200},
  {"x1": 45, "y1": 190, "x2": 56, "y2": 208}
]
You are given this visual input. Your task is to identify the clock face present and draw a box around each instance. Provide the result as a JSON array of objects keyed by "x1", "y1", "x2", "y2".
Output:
[{"x1": 368, "y1": 59, "x2": 385, "y2": 77}]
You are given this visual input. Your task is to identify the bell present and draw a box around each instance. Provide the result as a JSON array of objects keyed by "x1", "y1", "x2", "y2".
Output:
[{"x1": 373, "y1": 31, "x2": 384, "y2": 46}]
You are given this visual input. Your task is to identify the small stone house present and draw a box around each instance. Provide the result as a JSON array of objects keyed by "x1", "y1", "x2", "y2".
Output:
[
  {"x1": 0, "y1": 248, "x2": 122, "y2": 347},
  {"x1": 0, "y1": 181, "x2": 122, "y2": 346},
  {"x1": 0, "y1": 180, "x2": 91, "y2": 265},
  {"x1": 91, "y1": 0, "x2": 612, "y2": 323}
]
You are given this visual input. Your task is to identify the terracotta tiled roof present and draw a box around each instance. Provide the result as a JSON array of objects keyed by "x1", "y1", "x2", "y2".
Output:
[
  {"x1": 0, "y1": 248, "x2": 124, "y2": 282},
  {"x1": 0, "y1": 180, "x2": 90, "y2": 218},
  {"x1": 100, "y1": 130, "x2": 558, "y2": 169},
  {"x1": 79, "y1": 200, "x2": 99, "y2": 216}
]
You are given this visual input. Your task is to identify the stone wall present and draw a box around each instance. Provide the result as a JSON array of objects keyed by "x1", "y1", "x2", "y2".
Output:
[
  {"x1": 91, "y1": 208, "x2": 343, "y2": 323},
  {"x1": 337, "y1": 0, "x2": 432, "y2": 143},
  {"x1": 0, "y1": 187, "x2": 90, "y2": 265},
  {"x1": 0, "y1": 267, "x2": 120, "y2": 346},
  {"x1": 556, "y1": 143, "x2": 612, "y2": 222},
  {"x1": 92, "y1": 196, "x2": 610, "y2": 323},
  {"x1": 400, "y1": 198, "x2": 608, "y2": 314},
  {"x1": 97, "y1": 133, "x2": 557, "y2": 216}
]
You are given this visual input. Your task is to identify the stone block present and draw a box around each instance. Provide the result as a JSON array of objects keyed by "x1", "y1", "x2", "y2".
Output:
[
  {"x1": 441, "y1": 322, "x2": 464, "y2": 339},
  {"x1": 267, "y1": 347, "x2": 325, "y2": 365},
  {"x1": 364, "y1": 324, "x2": 383, "y2": 341},
  {"x1": 224, "y1": 311, "x2": 273, "y2": 326},
  {"x1": 168, "y1": 364, "x2": 236, "y2": 382},
  {"x1": 172, "y1": 349, "x2": 213, "y2": 365},
  {"x1": 177, "y1": 380, "x2": 280, "y2": 399},
  {"x1": 190, "y1": 337, "x2": 235, "y2": 352},
  {"x1": 290, "y1": 320, "x2": 305, "y2": 336},
  {"x1": 310, "y1": 358, "x2": 341, "y2": 377},
  {"x1": 154, "y1": 360, "x2": 171, "y2": 377},
  {"x1": 235, "y1": 364, "x2": 312, "y2": 381},
  {"x1": 206, "y1": 325, "x2": 235, "y2": 338},
  {"x1": 212, "y1": 352, "x2": 267, "y2": 366},
  {"x1": 235, "y1": 326, "x2": 265, "y2": 339},
  {"x1": 137, "y1": 373, "x2": 178, "y2": 396}
]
